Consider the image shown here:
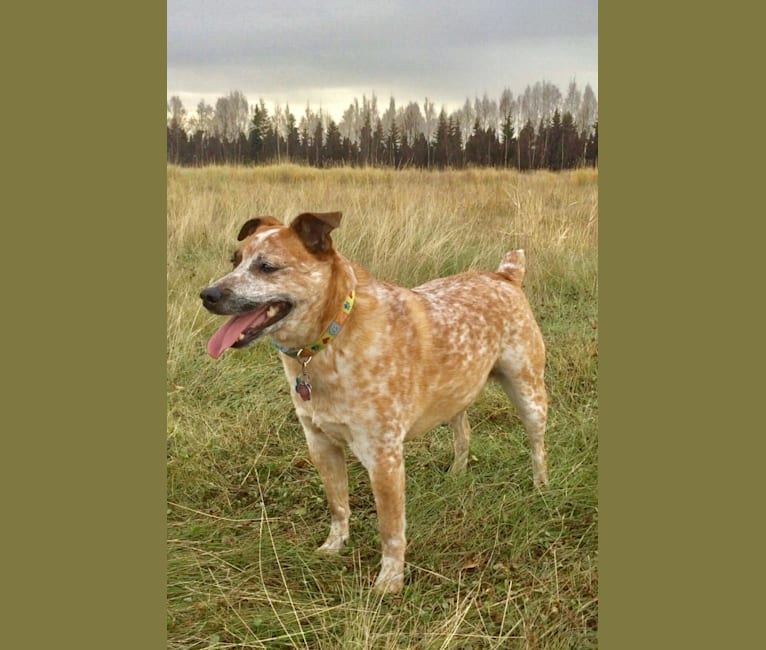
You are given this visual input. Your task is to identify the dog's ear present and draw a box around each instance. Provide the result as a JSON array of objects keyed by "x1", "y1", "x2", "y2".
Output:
[
  {"x1": 289, "y1": 212, "x2": 342, "y2": 254},
  {"x1": 236, "y1": 216, "x2": 282, "y2": 241}
]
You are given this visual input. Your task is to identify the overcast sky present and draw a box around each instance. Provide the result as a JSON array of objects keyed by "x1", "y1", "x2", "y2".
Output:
[{"x1": 167, "y1": 0, "x2": 597, "y2": 120}]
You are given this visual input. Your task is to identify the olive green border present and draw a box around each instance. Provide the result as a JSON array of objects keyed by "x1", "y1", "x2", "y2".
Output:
[
  {"x1": 4, "y1": 3, "x2": 165, "y2": 648},
  {"x1": 600, "y1": 4, "x2": 762, "y2": 648},
  {"x1": 6, "y1": 2, "x2": 758, "y2": 648}
]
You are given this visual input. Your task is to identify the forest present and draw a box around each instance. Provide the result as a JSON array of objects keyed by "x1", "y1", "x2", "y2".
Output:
[{"x1": 167, "y1": 80, "x2": 597, "y2": 170}]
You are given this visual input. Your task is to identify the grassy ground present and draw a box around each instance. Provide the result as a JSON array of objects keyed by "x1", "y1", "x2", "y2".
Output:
[{"x1": 167, "y1": 164, "x2": 598, "y2": 649}]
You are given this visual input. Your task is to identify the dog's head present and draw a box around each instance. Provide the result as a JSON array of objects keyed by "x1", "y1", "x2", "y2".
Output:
[{"x1": 200, "y1": 211, "x2": 342, "y2": 358}]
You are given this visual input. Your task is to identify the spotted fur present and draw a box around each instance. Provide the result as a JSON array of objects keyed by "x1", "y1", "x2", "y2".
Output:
[{"x1": 201, "y1": 212, "x2": 548, "y2": 594}]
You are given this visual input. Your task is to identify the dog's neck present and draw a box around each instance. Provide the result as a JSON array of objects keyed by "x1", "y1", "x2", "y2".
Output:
[{"x1": 272, "y1": 256, "x2": 357, "y2": 358}]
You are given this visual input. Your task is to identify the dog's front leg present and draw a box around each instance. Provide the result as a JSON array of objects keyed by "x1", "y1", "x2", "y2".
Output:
[
  {"x1": 363, "y1": 444, "x2": 407, "y2": 594},
  {"x1": 302, "y1": 421, "x2": 350, "y2": 553}
]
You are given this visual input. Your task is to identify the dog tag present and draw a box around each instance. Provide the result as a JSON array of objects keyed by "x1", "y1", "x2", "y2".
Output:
[{"x1": 295, "y1": 377, "x2": 312, "y2": 401}]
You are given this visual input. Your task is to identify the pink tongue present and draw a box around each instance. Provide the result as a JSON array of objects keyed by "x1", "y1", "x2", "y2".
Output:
[{"x1": 207, "y1": 307, "x2": 269, "y2": 359}]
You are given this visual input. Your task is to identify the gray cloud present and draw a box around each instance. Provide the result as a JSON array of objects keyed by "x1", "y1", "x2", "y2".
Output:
[{"x1": 168, "y1": 0, "x2": 597, "y2": 115}]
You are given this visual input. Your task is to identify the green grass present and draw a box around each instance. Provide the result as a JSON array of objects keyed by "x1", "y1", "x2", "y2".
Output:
[{"x1": 167, "y1": 164, "x2": 598, "y2": 649}]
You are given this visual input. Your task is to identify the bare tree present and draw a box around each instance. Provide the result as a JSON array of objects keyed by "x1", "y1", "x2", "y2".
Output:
[
  {"x1": 338, "y1": 93, "x2": 380, "y2": 149},
  {"x1": 499, "y1": 88, "x2": 514, "y2": 122},
  {"x1": 167, "y1": 96, "x2": 186, "y2": 129},
  {"x1": 187, "y1": 100, "x2": 213, "y2": 135},
  {"x1": 299, "y1": 103, "x2": 321, "y2": 150},
  {"x1": 363, "y1": 93, "x2": 379, "y2": 129},
  {"x1": 519, "y1": 85, "x2": 535, "y2": 128},
  {"x1": 478, "y1": 92, "x2": 498, "y2": 133},
  {"x1": 284, "y1": 103, "x2": 294, "y2": 158},
  {"x1": 499, "y1": 88, "x2": 515, "y2": 167},
  {"x1": 213, "y1": 90, "x2": 249, "y2": 143},
  {"x1": 457, "y1": 98, "x2": 475, "y2": 149},
  {"x1": 540, "y1": 81, "x2": 562, "y2": 123},
  {"x1": 578, "y1": 84, "x2": 598, "y2": 136},
  {"x1": 339, "y1": 98, "x2": 360, "y2": 144},
  {"x1": 167, "y1": 96, "x2": 187, "y2": 164},
  {"x1": 381, "y1": 96, "x2": 397, "y2": 135},
  {"x1": 272, "y1": 103, "x2": 285, "y2": 162},
  {"x1": 423, "y1": 97, "x2": 437, "y2": 167},
  {"x1": 519, "y1": 81, "x2": 563, "y2": 131},
  {"x1": 400, "y1": 101, "x2": 424, "y2": 147},
  {"x1": 564, "y1": 80, "x2": 582, "y2": 121}
]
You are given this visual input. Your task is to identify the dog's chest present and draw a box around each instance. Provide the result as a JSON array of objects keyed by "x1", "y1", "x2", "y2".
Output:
[
  {"x1": 287, "y1": 355, "x2": 395, "y2": 442},
  {"x1": 294, "y1": 394, "x2": 375, "y2": 447}
]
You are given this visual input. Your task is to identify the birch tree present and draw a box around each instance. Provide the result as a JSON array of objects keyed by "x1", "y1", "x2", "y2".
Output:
[
  {"x1": 339, "y1": 98, "x2": 360, "y2": 144},
  {"x1": 423, "y1": 97, "x2": 437, "y2": 167},
  {"x1": 401, "y1": 101, "x2": 424, "y2": 147},
  {"x1": 167, "y1": 96, "x2": 186, "y2": 129},
  {"x1": 381, "y1": 96, "x2": 397, "y2": 136},
  {"x1": 564, "y1": 80, "x2": 582, "y2": 123},
  {"x1": 578, "y1": 84, "x2": 598, "y2": 136},
  {"x1": 188, "y1": 100, "x2": 213, "y2": 135},
  {"x1": 272, "y1": 102, "x2": 285, "y2": 162},
  {"x1": 213, "y1": 90, "x2": 249, "y2": 142},
  {"x1": 457, "y1": 98, "x2": 475, "y2": 149}
]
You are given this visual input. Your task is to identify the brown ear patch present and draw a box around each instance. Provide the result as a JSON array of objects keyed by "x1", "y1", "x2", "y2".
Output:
[
  {"x1": 236, "y1": 216, "x2": 282, "y2": 241},
  {"x1": 289, "y1": 212, "x2": 342, "y2": 254}
]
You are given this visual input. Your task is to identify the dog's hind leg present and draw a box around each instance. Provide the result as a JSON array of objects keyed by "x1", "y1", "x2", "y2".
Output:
[
  {"x1": 448, "y1": 410, "x2": 471, "y2": 474},
  {"x1": 494, "y1": 347, "x2": 549, "y2": 488},
  {"x1": 302, "y1": 422, "x2": 350, "y2": 553}
]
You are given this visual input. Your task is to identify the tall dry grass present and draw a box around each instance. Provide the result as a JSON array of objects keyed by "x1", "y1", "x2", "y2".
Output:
[{"x1": 168, "y1": 164, "x2": 596, "y2": 285}]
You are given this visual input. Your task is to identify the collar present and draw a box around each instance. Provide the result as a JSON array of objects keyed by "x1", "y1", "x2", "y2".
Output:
[{"x1": 272, "y1": 289, "x2": 355, "y2": 360}]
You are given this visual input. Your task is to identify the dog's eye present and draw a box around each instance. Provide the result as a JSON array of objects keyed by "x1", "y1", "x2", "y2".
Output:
[
  {"x1": 230, "y1": 251, "x2": 242, "y2": 268},
  {"x1": 252, "y1": 260, "x2": 280, "y2": 274}
]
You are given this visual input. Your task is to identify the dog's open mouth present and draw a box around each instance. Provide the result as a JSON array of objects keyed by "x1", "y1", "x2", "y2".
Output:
[{"x1": 207, "y1": 301, "x2": 292, "y2": 359}]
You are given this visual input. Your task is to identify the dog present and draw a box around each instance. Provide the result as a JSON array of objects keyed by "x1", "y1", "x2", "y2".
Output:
[{"x1": 200, "y1": 211, "x2": 548, "y2": 594}]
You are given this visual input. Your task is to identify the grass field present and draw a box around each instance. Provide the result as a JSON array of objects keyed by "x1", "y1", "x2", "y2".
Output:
[{"x1": 167, "y1": 164, "x2": 598, "y2": 649}]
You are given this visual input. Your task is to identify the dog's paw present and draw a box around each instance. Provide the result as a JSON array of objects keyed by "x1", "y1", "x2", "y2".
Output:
[
  {"x1": 448, "y1": 461, "x2": 467, "y2": 475},
  {"x1": 373, "y1": 558, "x2": 404, "y2": 594},
  {"x1": 533, "y1": 469, "x2": 549, "y2": 489},
  {"x1": 316, "y1": 534, "x2": 348, "y2": 554}
]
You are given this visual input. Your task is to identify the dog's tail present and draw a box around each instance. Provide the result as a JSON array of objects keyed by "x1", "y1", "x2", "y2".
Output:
[{"x1": 496, "y1": 249, "x2": 526, "y2": 285}]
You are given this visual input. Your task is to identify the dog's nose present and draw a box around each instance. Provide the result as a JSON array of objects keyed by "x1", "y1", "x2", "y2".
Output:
[{"x1": 200, "y1": 286, "x2": 222, "y2": 306}]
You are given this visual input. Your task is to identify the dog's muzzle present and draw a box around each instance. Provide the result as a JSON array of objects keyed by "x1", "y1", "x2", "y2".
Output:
[{"x1": 200, "y1": 286, "x2": 226, "y2": 312}]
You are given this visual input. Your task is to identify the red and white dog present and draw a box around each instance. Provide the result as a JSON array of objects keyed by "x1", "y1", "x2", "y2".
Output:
[{"x1": 201, "y1": 212, "x2": 548, "y2": 593}]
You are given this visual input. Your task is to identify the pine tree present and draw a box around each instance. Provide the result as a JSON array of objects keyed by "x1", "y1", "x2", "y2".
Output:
[
  {"x1": 360, "y1": 112, "x2": 372, "y2": 166},
  {"x1": 465, "y1": 118, "x2": 482, "y2": 166},
  {"x1": 487, "y1": 126, "x2": 498, "y2": 167},
  {"x1": 385, "y1": 117, "x2": 400, "y2": 168},
  {"x1": 518, "y1": 120, "x2": 535, "y2": 171},
  {"x1": 167, "y1": 96, "x2": 188, "y2": 165},
  {"x1": 534, "y1": 118, "x2": 548, "y2": 170},
  {"x1": 585, "y1": 121, "x2": 598, "y2": 168},
  {"x1": 561, "y1": 111, "x2": 580, "y2": 169},
  {"x1": 373, "y1": 119, "x2": 385, "y2": 167},
  {"x1": 449, "y1": 117, "x2": 463, "y2": 168},
  {"x1": 434, "y1": 109, "x2": 450, "y2": 168},
  {"x1": 548, "y1": 110, "x2": 563, "y2": 170},
  {"x1": 298, "y1": 121, "x2": 310, "y2": 163},
  {"x1": 313, "y1": 119, "x2": 324, "y2": 167},
  {"x1": 501, "y1": 113, "x2": 515, "y2": 168},
  {"x1": 413, "y1": 133, "x2": 428, "y2": 168},
  {"x1": 248, "y1": 102, "x2": 269, "y2": 164},
  {"x1": 167, "y1": 122, "x2": 188, "y2": 165},
  {"x1": 285, "y1": 109, "x2": 299, "y2": 162},
  {"x1": 325, "y1": 120, "x2": 342, "y2": 165}
]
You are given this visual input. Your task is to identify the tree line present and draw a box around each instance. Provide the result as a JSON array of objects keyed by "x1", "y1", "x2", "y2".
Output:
[{"x1": 167, "y1": 80, "x2": 597, "y2": 170}]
